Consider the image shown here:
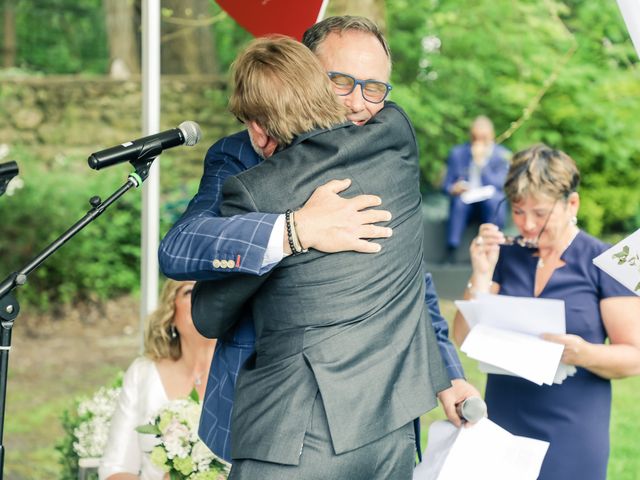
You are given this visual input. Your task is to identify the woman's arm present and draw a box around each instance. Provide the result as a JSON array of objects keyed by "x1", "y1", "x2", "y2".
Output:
[
  {"x1": 452, "y1": 278, "x2": 499, "y2": 346},
  {"x1": 543, "y1": 296, "x2": 640, "y2": 379},
  {"x1": 452, "y1": 223, "x2": 503, "y2": 346}
]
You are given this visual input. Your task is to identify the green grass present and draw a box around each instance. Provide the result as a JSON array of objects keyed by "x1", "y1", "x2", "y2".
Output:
[
  {"x1": 4, "y1": 366, "x2": 127, "y2": 480},
  {"x1": 420, "y1": 300, "x2": 640, "y2": 479}
]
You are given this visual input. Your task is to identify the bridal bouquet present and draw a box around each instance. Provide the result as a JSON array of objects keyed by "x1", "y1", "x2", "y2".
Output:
[{"x1": 136, "y1": 391, "x2": 227, "y2": 480}]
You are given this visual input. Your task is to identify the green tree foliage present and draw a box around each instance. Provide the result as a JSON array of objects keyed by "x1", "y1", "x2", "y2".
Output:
[
  {"x1": 387, "y1": 0, "x2": 640, "y2": 236},
  {"x1": 13, "y1": 0, "x2": 109, "y2": 73},
  {"x1": 0, "y1": 162, "x2": 141, "y2": 311}
]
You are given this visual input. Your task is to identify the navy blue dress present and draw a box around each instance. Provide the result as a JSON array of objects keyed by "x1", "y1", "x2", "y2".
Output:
[{"x1": 486, "y1": 231, "x2": 634, "y2": 480}]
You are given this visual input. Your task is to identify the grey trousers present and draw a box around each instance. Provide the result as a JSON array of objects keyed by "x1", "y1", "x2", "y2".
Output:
[{"x1": 228, "y1": 393, "x2": 416, "y2": 480}]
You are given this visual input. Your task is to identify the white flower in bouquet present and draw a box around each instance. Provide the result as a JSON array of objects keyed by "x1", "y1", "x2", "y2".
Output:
[
  {"x1": 72, "y1": 386, "x2": 121, "y2": 459},
  {"x1": 162, "y1": 413, "x2": 192, "y2": 460},
  {"x1": 137, "y1": 390, "x2": 226, "y2": 479},
  {"x1": 191, "y1": 441, "x2": 216, "y2": 472}
]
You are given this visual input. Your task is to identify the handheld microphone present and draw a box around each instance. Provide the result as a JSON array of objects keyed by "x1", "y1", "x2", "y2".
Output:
[
  {"x1": 456, "y1": 396, "x2": 487, "y2": 423},
  {"x1": 88, "y1": 121, "x2": 201, "y2": 170}
]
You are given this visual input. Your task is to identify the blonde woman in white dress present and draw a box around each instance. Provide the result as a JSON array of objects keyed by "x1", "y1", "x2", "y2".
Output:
[{"x1": 99, "y1": 279, "x2": 216, "y2": 480}]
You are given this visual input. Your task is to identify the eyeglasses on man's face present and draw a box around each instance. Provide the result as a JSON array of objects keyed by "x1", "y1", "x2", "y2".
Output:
[{"x1": 327, "y1": 71, "x2": 392, "y2": 104}]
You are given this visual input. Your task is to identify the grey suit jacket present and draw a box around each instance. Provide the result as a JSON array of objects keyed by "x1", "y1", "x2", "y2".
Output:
[{"x1": 192, "y1": 103, "x2": 450, "y2": 465}]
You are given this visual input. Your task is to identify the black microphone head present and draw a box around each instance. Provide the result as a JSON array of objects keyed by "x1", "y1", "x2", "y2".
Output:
[
  {"x1": 0, "y1": 161, "x2": 18, "y2": 178},
  {"x1": 178, "y1": 121, "x2": 201, "y2": 146}
]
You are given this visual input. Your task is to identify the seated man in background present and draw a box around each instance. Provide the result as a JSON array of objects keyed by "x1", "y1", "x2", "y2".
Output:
[{"x1": 441, "y1": 115, "x2": 510, "y2": 264}]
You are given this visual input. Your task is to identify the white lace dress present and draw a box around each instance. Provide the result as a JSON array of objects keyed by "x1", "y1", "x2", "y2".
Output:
[{"x1": 99, "y1": 357, "x2": 169, "y2": 480}]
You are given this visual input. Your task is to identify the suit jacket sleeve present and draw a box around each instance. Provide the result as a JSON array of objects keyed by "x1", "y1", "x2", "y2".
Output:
[
  {"x1": 424, "y1": 273, "x2": 465, "y2": 380},
  {"x1": 158, "y1": 131, "x2": 280, "y2": 281},
  {"x1": 191, "y1": 175, "x2": 273, "y2": 338}
]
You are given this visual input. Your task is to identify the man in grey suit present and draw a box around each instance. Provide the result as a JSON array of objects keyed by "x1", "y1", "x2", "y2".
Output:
[{"x1": 194, "y1": 36, "x2": 451, "y2": 479}]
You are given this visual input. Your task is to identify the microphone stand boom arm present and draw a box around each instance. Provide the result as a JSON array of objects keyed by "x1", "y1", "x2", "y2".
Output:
[{"x1": 0, "y1": 156, "x2": 156, "y2": 479}]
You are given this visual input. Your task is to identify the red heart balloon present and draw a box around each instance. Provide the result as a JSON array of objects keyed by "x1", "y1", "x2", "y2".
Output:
[{"x1": 216, "y1": 0, "x2": 328, "y2": 40}]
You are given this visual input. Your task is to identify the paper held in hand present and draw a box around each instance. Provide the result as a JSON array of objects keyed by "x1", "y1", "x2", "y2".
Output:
[
  {"x1": 456, "y1": 294, "x2": 575, "y2": 385},
  {"x1": 461, "y1": 185, "x2": 496, "y2": 204},
  {"x1": 592, "y1": 227, "x2": 640, "y2": 296},
  {"x1": 413, "y1": 418, "x2": 549, "y2": 480}
]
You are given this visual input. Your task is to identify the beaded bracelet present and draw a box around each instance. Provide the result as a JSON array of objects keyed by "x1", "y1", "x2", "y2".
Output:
[
  {"x1": 285, "y1": 209, "x2": 308, "y2": 255},
  {"x1": 466, "y1": 280, "x2": 494, "y2": 297}
]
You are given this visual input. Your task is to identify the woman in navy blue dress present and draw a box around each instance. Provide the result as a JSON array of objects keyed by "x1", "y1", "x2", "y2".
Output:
[{"x1": 453, "y1": 145, "x2": 640, "y2": 479}]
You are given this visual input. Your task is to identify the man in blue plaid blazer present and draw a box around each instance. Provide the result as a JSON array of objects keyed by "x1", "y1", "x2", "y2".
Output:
[{"x1": 159, "y1": 16, "x2": 480, "y2": 463}]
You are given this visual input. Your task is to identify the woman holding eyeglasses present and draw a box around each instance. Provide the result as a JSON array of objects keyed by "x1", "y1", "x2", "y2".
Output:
[{"x1": 452, "y1": 144, "x2": 640, "y2": 480}]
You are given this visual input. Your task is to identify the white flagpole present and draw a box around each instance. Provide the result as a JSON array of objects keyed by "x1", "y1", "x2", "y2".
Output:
[
  {"x1": 140, "y1": 0, "x2": 161, "y2": 350},
  {"x1": 317, "y1": 0, "x2": 330, "y2": 22}
]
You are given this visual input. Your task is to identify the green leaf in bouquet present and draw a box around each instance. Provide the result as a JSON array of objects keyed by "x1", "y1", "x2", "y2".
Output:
[
  {"x1": 189, "y1": 387, "x2": 200, "y2": 403},
  {"x1": 135, "y1": 423, "x2": 162, "y2": 435}
]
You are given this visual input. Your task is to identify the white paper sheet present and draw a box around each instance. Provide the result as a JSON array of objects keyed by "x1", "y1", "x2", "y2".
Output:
[
  {"x1": 456, "y1": 294, "x2": 569, "y2": 385},
  {"x1": 478, "y1": 361, "x2": 577, "y2": 385},
  {"x1": 461, "y1": 185, "x2": 496, "y2": 204},
  {"x1": 454, "y1": 300, "x2": 479, "y2": 328},
  {"x1": 473, "y1": 293, "x2": 566, "y2": 336},
  {"x1": 414, "y1": 419, "x2": 549, "y2": 480},
  {"x1": 461, "y1": 324, "x2": 564, "y2": 385},
  {"x1": 593, "y1": 228, "x2": 640, "y2": 296}
]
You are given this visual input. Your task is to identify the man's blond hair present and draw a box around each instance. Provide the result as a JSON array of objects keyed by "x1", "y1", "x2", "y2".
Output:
[{"x1": 229, "y1": 35, "x2": 348, "y2": 146}]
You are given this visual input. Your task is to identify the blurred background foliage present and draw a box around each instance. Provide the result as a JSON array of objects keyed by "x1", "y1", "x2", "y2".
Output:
[
  {"x1": 0, "y1": 0, "x2": 638, "y2": 310},
  {"x1": 388, "y1": 0, "x2": 640, "y2": 235},
  {"x1": 0, "y1": 153, "x2": 141, "y2": 309}
]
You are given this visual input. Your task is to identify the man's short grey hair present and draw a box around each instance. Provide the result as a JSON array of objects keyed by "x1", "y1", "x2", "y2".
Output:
[
  {"x1": 302, "y1": 15, "x2": 391, "y2": 61},
  {"x1": 471, "y1": 115, "x2": 494, "y2": 131}
]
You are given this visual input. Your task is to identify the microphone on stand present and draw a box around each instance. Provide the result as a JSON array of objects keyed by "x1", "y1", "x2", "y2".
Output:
[
  {"x1": 456, "y1": 396, "x2": 487, "y2": 423},
  {"x1": 88, "y1": 121, "x2": 201, "y2": 170}
]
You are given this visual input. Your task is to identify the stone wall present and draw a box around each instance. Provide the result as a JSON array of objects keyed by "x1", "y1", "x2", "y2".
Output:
[{"x1": 0, "y1": 75, "x2": 238, "y2": 169}]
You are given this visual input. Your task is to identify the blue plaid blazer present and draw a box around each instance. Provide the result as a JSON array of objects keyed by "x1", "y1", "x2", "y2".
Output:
[
  {"x1": 159, "y1": 130, "x2": 465, "y2": 462},
  {"x1": 159, "y1": 130, "x2": 279, "y2": 280}
]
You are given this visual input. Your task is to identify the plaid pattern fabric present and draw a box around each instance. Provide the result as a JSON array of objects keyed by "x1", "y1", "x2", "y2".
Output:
[
  {"x1": 159, "y1": 130, "x2": 279, "y2": 280},
  {"x1": 160, "y1": 131, "x2": 465, "y2": 461},
  {"x1": 198, "y1": 314, "x2": 255, "y2": 462}
]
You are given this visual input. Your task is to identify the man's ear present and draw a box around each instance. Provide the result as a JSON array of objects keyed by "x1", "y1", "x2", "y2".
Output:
[
  {"x1": 248, "y1": 120, "x2": 278, "y2": 157},
  {"x1": 247, "y1": 121, "x2": 269, "y2": 148}
]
